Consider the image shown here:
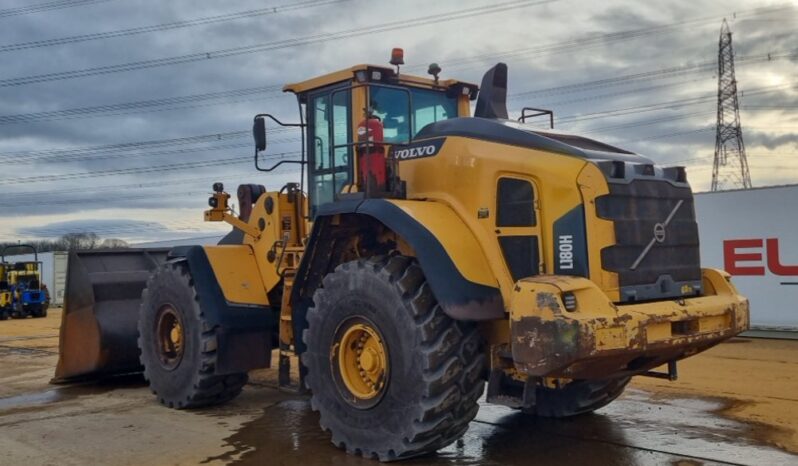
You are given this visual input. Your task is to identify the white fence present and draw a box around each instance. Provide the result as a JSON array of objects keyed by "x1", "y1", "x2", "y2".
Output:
[{"x1": 694, "y1": 184, "x2": 798, "y2": 331}]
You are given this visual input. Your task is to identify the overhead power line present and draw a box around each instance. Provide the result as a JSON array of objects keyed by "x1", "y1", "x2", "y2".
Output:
[
  {"x1": 5, "y1": 178, "x2": 223, "y2": 198},
  {"x1": 509, "y1": 50, "x2": 795, "y2": 100},
  {"x1": 0, "y1": 157, "x2": 250, "y2": 184},
  {"x1": 0, "y1": 126, "x2": 297, "y2": 160},
  {"x1": 0, "y1": 130, "x2": 248, "y2": 160},
  {"x1": 2, "y1": 172, "x2": 257, "y2": 201},
  {"x1": 0, "y1": 0, "x2": 554, "y2": 88},
  {"x1": 2, "y1": 220, "x2": 226, "y2": 240},
  {"x1": 415, "y1": 4, "x2": 796, "y2": 75},
  {"x1": 0, "y1": 85, "x2": 281, "y2": 125},
  {"x1": 4, "y1": 137, "x2": 303, "y2": 165},
  {"x1": 552, "y1": 83, "x2": 793, "y2": 126},
  {"x1": 0, "y1": 0, "x2": 348, "y2": 53},
  {"x1": 0, "y1": 0, "x2": 114, "y2": 18},
  {"x1": 580, "y1": 111, "x2": 713, "y2": 134},
  {"x1": 1, "y1": 83, "x2": 789, "y2": 182},
  {"x1": 618, "y1": 126, "x2": 715, "y2": 143},
  {"x1": 0, "y1": 151, "x2": 299, "y2": 185},
  {"x1": 529, "y1": 76, "x2": 711, "y2": 109},
  {"x1": 1, "y1": 45, "x2": 791, "y2": 127},
  {"x1": 4, "y1": 142, "x2": 251, "y2": 165}
]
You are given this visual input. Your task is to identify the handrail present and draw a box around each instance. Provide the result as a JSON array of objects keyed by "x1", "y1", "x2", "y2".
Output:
[
  {"x1": 518, "y1": 107, "x2": 554, "y2": 129},
  {"x1": 1, "y1": 244, "x2": 37, "y2": 263}
]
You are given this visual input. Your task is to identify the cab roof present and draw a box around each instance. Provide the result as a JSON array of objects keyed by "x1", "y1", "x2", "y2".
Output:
[{"x1": 282, "y1": 64, "x2": 478, "y2": 95}]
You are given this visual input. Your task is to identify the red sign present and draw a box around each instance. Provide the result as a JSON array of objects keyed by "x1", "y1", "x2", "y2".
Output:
[{"x1": 724, "y1": 238, "x2": 798, "y2": 276}]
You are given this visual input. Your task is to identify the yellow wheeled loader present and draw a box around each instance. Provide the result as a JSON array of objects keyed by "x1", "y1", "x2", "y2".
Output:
[
  {"x1": 54, "y1": 53, "x2": 749, "y2": 461},
  {"x1": 0, "y1": 263, "x2": 11, "y2": 320},
  {"x1": 2, "y1": 245, "x2": 48, "y2": 319}
]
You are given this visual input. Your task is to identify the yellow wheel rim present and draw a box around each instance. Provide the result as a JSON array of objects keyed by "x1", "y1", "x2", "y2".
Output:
[
  {"x1": 335, "y1": 322, "x2": 388, "y2": 402},
  {"x1": 156, "y1": 305, "x2": 184, "y2": 370}
]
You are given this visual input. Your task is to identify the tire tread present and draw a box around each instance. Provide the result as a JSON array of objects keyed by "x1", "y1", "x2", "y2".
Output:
[
  {"x1": 304, "y1": 256, "x2": 485, "y2": 461},
  {"x1": 138, "y1": 262, "x2": 247, "y2": 410}
]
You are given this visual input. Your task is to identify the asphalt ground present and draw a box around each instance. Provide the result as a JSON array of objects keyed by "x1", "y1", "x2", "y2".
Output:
[{"x1": 0, "y1": 309, "x2": 796, "y2": 465}]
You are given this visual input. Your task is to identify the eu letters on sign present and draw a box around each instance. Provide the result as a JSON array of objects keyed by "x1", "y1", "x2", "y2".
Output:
[{"x1": 723, "y1": 238, "x2": 798, "y2": 276}]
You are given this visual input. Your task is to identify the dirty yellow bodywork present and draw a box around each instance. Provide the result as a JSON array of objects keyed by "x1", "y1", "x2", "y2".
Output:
[
  {"x1": 54, "y1": 62, "x2": 749, "y2": 388},
  {"x1": 387, "y1": 200, "x2": 496, "y2": 289},
  {"x1": 508, "y1": 268, "x2": 748, "y2": 379},
  {"x1": 401, "y1": 135, "x2": 589, "y2": 300},
  {"x1": 203, "y1": 188, "x2": 307, "y2": 309},
  {"x1": 204, "y1": 246, "x2": 269, "y2": 307},
  {"x1": 197, "y1": 63, "x2": 750, "y2": 388}
]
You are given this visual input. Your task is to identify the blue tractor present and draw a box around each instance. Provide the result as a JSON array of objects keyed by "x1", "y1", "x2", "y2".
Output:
[{"x1": 1, "y1": 245, "x2": 49, "y2": 319}]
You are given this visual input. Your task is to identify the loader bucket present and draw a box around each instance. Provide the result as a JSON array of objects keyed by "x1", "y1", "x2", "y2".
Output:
[{"x1": 52, "y1": 248, "x2": 170, "y2": 383}]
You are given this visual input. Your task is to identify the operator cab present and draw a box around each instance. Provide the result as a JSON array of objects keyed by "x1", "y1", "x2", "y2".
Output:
[{"x1": 255, "y1": 50, "x2": 477, "y2": 216}]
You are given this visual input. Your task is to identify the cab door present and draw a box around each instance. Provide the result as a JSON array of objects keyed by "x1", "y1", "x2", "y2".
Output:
[
  {"x1": 495, "y1": 176, "x2": 543, "y2": 282},
  {"x1": 307, "y1": 85, "x2": 353, "y2": 216}
]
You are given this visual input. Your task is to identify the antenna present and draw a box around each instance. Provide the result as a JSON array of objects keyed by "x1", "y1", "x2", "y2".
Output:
[{"x1": 711, "y1": 19, "x2": 752, "y2": 191}]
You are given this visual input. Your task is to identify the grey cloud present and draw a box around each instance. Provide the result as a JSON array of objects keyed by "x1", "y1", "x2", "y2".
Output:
[
  {"x1": 0, "y1": 0, "x2": 796, "y2": 240},
  {"x1": 744, "y1": 130, "x2": 798, "y2": 151}
]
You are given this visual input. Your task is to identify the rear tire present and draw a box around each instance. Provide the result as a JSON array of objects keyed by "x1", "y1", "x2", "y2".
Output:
[
  {"x1": 524, "y1": 377, "x2": 630, "y2": 418},
  {"x1": 12, "y1": 302, "x2": 23, "y2": 319},
  {"x1": 31, "y1": 304, "x2": 46, "y2": 318},
  {"x1": 303, "y1": 255, "x2": 485, "y2": 461},
  {"x1": 138, "y1": 262, "x2": 248, "y2": 409}
]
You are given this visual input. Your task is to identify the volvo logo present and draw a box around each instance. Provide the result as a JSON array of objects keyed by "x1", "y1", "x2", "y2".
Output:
[
  {"x1": 630, "y1": 200, "x2": 684, "y2": 271},
  {"x1": 653, "y1": 223, "x2": 666, "y2": 243},
  {"x1": 394, "y1": 145, "x2": 438, "y2": 160},
  {"x1": 392, "y1": 138, "x2": 445, "y2": 161}
]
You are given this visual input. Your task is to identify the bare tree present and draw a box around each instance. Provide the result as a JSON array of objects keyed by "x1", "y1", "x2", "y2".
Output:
[
  {"x1": 100, "y1": 238, "x2": 129, "y2": 249},
  {"x1": 1, "y1": 232, "x2": 129, "y2": 253}
]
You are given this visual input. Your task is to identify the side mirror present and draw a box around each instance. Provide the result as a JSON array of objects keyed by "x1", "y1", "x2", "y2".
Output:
[{"x1": 253, "y1": 116, "x2": 266, "y2": 152}]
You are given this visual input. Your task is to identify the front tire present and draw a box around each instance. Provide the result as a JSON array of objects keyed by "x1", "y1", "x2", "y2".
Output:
[
  {"x1": 138, "y1": 262, "x2": 248, "y2": 409},
  {"x1": 303, "y1": 255, "x2": 485, "y2": 461}
]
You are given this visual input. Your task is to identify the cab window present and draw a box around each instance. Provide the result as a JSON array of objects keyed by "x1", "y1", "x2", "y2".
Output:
[
  {"x1": 308, "y1": 87, "x2": 352, "y2": 216},
  {"x1": 369, "y1": 86, "x2": 457, "y2": 143}
]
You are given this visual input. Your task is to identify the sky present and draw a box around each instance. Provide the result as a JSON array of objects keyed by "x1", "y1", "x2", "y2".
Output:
[{"x1": 0, "y1": 0, "x2": 796, "y2": 243}]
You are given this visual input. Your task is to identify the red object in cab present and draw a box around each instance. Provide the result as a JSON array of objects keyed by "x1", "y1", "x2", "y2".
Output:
[
  {"x1": 357, "y1": 116, "x2": 387, "y2": 192},
  {"x1": 357, "y1": 117, "x2": 384, "y2": 150}
]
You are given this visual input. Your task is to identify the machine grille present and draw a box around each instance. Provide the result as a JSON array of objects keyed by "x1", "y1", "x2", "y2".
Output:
[{"x1": 596, "y1": 179, "x2": 701, "y2": 302}]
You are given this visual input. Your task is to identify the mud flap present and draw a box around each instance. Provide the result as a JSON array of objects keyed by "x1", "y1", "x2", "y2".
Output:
[
  {"x1": 52, "y1": 249, "x2": 169, "y2": 383},
  {"x1": 170, "y1": 245, "x2": 275, "y2": 375}
]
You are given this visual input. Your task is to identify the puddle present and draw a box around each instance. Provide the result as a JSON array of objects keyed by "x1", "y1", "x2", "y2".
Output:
[
  {"x1": 206, "y1": 389, "x2": 797, "y2": 466},
  {"x1": 201, "y1": 399, "x2": 360, "y2": 466},
  {"x1": 0, "y1": 374, "x2": 146, "y2": 413},
  {"x1": 0, "y1": 345, "x2": 56, "y2": 357},
  {"x1": 594, "y1": 389, "x2": 797, "y2": 465}
]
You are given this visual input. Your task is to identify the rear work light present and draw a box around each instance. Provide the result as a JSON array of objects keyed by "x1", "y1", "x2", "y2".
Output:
[{"x1": 562, "y1": 292, "x2": 577, "y2": 312}]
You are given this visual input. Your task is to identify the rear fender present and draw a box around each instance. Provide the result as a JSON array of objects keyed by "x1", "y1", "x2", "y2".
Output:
[
  {"x1": 168, "y1": 245, "x2": 275, "y2": 375},
  {"x1": 291, "y1": 199, "x2": 504, "y2": 352}
]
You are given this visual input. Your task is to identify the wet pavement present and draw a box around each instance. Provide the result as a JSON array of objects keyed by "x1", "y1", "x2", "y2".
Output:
[
  {"x1": 202, "y1": 389, "x2": 796, "y2": 466},
  {"x1": 1, "y1": 309, "x2": 797, "y2": 465}
]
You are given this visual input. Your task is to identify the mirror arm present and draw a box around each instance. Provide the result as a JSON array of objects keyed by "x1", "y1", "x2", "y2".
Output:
[
  {"x1": 255, "y1": 156, "x2": 308, "y2": 173},
  {"x1": 254, "y1": 113, "x2": 306, "y2": 128}
]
